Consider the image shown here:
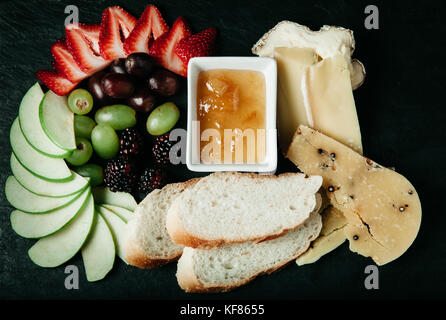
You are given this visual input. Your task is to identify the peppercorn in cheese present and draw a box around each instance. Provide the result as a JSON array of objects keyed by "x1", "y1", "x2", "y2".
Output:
[{"x1": 287, "y1": 125, "x2": 422, "y2": 265}]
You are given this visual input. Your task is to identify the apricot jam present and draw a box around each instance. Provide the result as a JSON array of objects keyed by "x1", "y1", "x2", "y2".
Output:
[{"x1": 197, "y1": 69, "x2": 266, "y2": 163}]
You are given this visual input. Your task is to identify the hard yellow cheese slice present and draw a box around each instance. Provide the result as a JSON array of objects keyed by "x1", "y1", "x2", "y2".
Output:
[
  {"x1": 303, "y1": 55, "x2": 363, "y2": 154},
  {"x1": 287, "y1": 126, "x2": 422, "y2": 265},
  {"x1": 273, "y1": 47, "x2": 319, "y2": 149},
  {"x1": 273, "y1": 51, "x2": 363, "y2": 265},
  {"x1": 296, "y1": 206, "x2": 347, "y2": 265},
  {"x1": 287, "y1": 126, "x2": 421, "y2": 265}
]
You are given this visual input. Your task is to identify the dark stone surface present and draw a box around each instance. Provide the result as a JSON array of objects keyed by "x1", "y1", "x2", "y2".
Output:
[{"x1": 0, "y1": 0, "x2": 445, "y2": 300}]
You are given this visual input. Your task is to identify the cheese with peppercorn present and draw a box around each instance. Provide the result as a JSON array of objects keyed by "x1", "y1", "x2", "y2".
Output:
[{"x1": 287, "y1": 125, "x2": 422, "y2": 265}]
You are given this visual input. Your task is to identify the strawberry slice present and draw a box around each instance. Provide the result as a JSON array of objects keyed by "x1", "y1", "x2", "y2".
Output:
[
  {"x1": 175, "y1": 28, "x2": 217, "y2": 69},
  {"x1": 65, "y1": 23, "x2": 107, "y2": 74},
  {"x1": 149, "y1": 17, "x2": 192, "y2": 77},
  {"x1": 36, "y1": 70, "x2": 78, "y2": 96},
  {"x1": 51, "y1": 39, "x2": 87, "y2": 82},
  {"x1": 99, "y1": 6, "x2": 137, "y2": 60},
  {"x1": 123, "y1": 5, "x2": 169, "y2": 55}
]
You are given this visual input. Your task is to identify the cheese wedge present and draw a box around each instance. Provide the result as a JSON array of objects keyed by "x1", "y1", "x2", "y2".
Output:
[
  {"x1": 296, "y1": 206, "x2": 347, "y2": 265},
  {"x1": 287, "y1": 126, "x2": 422, "y2": 265},
  {"x1": 274, "y1": 47, "x2": 319, "y2": 148},
  {"x1": 252, "y1": 20, "x2": 366, "y2": 90},
  {"x1": 303, "y1": 55, "x2": 363, "y2": 154},
  {"x1": 253, "y1": 21, "x2": 365, "y2": 263}
]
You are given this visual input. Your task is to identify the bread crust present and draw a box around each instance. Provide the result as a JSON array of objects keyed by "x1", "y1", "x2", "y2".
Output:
[
  {"x1": 124, "y1": 178, "x2": 201, "y2": 269},
  {"x1": 124, "y1": 238, "x2": 182, "y2": 269},
  {"x1": 169, "y1": 218, "x2": 308, "y2": 249},
  {"x1": 167, "y1": 197, "x2": 298, "y2": 249},
  {"x1": 176, "y1": 222, "x2": 320, "y2": 293}
]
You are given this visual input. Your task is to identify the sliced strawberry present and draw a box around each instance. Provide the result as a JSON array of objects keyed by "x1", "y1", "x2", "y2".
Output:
[
  {"x1": 68, "y1": 24, "x2": 101, "y2": 52},
  {"x1": 175, "y1": 28, "x2": 217, "y2": 68},
  {"x1": 36, "y1": 70, "x2": 78, "y2": 96},
  {"x1": 123, "y1": 5, "x2": 169, "y2": 55},
  {"x1": 150, "y1": 17, "x2": 191, "y2": 77},
  {"x1": 65, "y1": 23, "x2": 107, "y2": 74},
  {"x1": 51, "y1": 39, "x2": 87, "y2": 82},
  {"x1": 99, "y1": 6, "x2": 137, "y2": 60}
]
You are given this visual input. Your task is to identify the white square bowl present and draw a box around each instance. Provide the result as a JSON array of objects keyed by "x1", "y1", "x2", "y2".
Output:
[{"x1": 186, "y1": 56, "x2": 277, "y2": 173}]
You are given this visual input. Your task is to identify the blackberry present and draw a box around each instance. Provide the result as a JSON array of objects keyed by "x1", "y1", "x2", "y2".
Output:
[
  {"x1": 119, "y1": 128, "x2": 144, "y2": 156},
  {"x1": 138, "y1": 167, "x2": 166, "y2": 194},
  {"x1": 104, "y1": 156, "x2": 137, "y2": 192},
  {"x1": 152, "y1": 133, "x2": 174, "y2": 165}
]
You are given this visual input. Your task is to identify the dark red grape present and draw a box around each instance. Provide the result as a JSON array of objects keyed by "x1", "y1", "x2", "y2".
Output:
[
  {"x1": 109, "y1": 58, "x2": 127, "y2": 74},
  {"x1": 101, "y1": 73, "x2": 135, "y2": 99},
  {"x1": 125, "y1": 53, "x2": 153, "y2": 78},
  {"x1": 88, "y1": 70, "x2": 110, "y2": 105},
  {"x1": 127, "y1": 87, "x2": 156, "y2": 113},
  {"x1": 148, "y1": 69, "x2": 180, "y2": 97}
]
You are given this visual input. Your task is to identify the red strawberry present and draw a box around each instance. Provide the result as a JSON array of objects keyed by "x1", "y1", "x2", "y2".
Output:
[
  {"x1": 123, "y1": 5, "x2": 169, "y2": 55},
  {"x1": 65, "y1": 23, "x2": 107, "y2": 74},
  {"x1": 175, "y1": 28, "x2": 217, "y2": 70},
  {"x1": 36, "y1": 70, "x2": 78, "y2": 96},
  {"x1": 99, "y1": 6, "x2": 137, "y2": 60},
  {"x1": 51, "y1": 39, "x2": 87, "y2": 82},
  {"x1": 149, "y1": 17, "x2": 192, "y2": 77}
]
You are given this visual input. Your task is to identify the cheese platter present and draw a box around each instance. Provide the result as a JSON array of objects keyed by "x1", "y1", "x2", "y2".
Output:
[{"x1": 0, "y1": 0, "x2": 444, "y2": 300}]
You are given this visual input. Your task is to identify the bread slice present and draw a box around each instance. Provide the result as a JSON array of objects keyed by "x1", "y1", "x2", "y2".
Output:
[
  {"x1": 176, "y1": 209, "x2": 323, "y2": 293},
  {"x1": 166, "y1": 172, "x2": 322, "y2": 249},
  {"x1": 123, "y1": 179, "x2": 199, "y2": 268}
]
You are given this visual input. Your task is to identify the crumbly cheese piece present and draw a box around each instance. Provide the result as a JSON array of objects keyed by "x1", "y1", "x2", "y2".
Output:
[
  {"x1": 273, "y1": 47, "x2": 319, "y2": 149},
  {"x1": 287, "y1": 126, "x2": 422, "y2": 265},
  {"x1": 303, "y1": 55, "x2": 363, "y2": 154},
  {"x1": 252, "y1": 20, "x2": 366, "y2": 90},
  {"x1": 296, "y1": 206, "x2": 347, "y2": 265}
]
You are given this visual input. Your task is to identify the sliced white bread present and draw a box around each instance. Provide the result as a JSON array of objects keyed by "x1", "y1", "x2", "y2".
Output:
[
  {"x1": 123, "y1": 179, "x2": 199, "y2": 268},
  {"x1": 176, "y1": 208, "x2": 322, "y2": 293},
  {"x1": 166, "y1": 172, "x2": 322, "y2": 248}
]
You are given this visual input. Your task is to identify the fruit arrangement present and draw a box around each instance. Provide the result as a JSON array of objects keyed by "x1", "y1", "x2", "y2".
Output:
[
  {"x1": 5, "y1": 4, "x2": 217, "y2": 282},
  {"x1": 41, "y1": 4, "x2": 216, "y2": 197},
  {"x1": 37, "y1": 5, "x2": 216, "y2": 95}
]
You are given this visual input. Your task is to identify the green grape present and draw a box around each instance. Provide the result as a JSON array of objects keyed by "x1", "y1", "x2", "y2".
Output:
[
  {"x1": 73, "y1": 163, "x2": 104, "y2": 187},
  {"x1": 95, "y1": 104, "x2": 136, "y2": 130},
  {"x1": 146, "y1": 102, "x2": 180, "y2": 136},
  {"x1": 74, "y1": 115, "x2": 96, "y2": 139},
  {"x1": 68, "y1": 89, "x2": 94, "y2": 115},
  {"x1": 91, "y1": 124, "x2": 119, "y2": 159},
  {"x1": 65, "y1": 138, "x2": 93, "y2": 166}
]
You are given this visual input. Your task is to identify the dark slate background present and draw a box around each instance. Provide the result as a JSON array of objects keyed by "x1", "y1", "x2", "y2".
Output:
[{"x1": 0, "y1": 0, "x2": 445, "y2": 300}]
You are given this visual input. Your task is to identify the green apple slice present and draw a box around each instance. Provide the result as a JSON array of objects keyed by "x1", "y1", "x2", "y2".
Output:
[
  {"x1": 92, "y1": 186, "x2": 137, "y2": 211},
  {"x1": 101, "y1": 204, "x2": 133, "y2": 222},
  {"x1": 5, "y1": 176, "x2": 84, "y2": 213},
  {"x1": 10, "y1": 118, "x2": 72, "y2": 182},
  {"x1": 10, "y1": 153, "x2": 88, "y2": 197},
  {"x1": 96, "y1": 205, "x2": 127, "y2": 262},
  {"x1": 19, "y1": 83, "x2": 70, "y2": 158},
  {"x1": 81, "y1": 212, "x2": 115, "y2": 282},
  {"x1": 28, "y1": 193, "x2": 94, "y2": 267},
  {"x1": 10, "y1": 188, "x2": 91, "y2": 238},
  {"x1": 39, "y1": 90, "x2": 76, "y2": 151}
]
